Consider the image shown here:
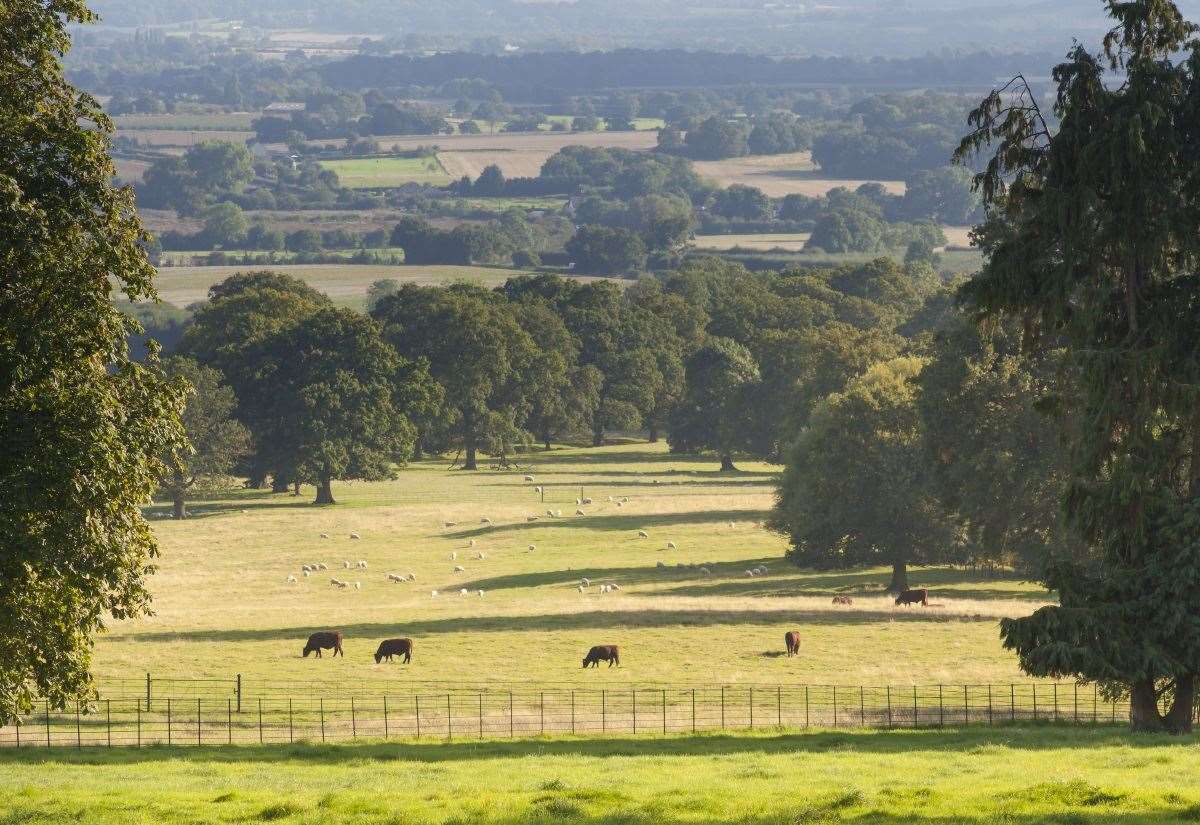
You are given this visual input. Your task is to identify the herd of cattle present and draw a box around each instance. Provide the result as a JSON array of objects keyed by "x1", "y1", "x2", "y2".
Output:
[{"x1": 300, "y1": 588, "x2": 929, "y2": 666}]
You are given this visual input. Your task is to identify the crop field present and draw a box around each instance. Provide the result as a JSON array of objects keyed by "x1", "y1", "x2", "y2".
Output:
[
  {"x1": 115, "y1": 129, "x2": 256, "y2": 147},
  {"x1": 320, "y1": 156, "x2": 452, "y2": 188},
  {"x1": 693, "y1": 233, "x2": 812, "y2": 252},
  {"x1": 151, "y1": 263, "x2": 546, "y2": 309},
  {"x1": 693, "y1": 151, "x2": 907, "y2": 198},
  {"x1": 114, "y1": 112, "x2": 259, "y2": 131}
]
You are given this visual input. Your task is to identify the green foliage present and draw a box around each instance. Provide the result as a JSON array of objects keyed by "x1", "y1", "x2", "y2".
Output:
[
  {"x1": 954, "y1": 0, "x2": 1200, "y2": 731},
  {"x1": 668, "y1": 337, "x2": 761, "y2": 470},
  {"x1": 566, "y1": 225, "x2": 647, "y2": 275},
  {"x1": 0, "y1": 0, "x2": 186, "y2": 722}
]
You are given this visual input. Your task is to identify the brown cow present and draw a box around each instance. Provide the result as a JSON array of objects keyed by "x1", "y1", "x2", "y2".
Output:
[
  {"x1": 831, "y1": 595, "x2": 854, "y2": 605},
  {"x1": 894, "y1": 588, "x2": 928, "y2": 606},
  {"x1": 374, "y1": 638, "x2": 413, "y2": 664},
  {"x1": 582, "y1": 645, "x2": 620, "y2": 668},
  {"x1": 302, "y1": 631, "x2": 343, "y2": 658},
  {"x1": 784, "y1": 630, "x2": 801, "y2": 656}
]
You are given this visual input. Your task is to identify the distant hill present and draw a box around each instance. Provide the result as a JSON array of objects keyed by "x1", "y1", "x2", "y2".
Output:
[{"x1": 88, "y1": 0, "x2": 1200, "y2": 58}]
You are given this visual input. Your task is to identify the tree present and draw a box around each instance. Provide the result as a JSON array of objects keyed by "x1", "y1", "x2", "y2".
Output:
[
  {"x1": 711, "y1": 185, "x2": 772, "y2": 222},
  {"x1": 260, "y1": 308, "x2": 421, "y2": 504},
  {"x1": 200, "y1": 202, "x2": 249, "y2": 248},
  {"x1": 474, "y1": 164, "x2": 506, "y2": 196},
  {"x1": 182, "y1": 141, "x2": 254, "y2": 194},
  {"x1": 773, "y1": 358, "x2": 949, "y2": 593},
  {"x1": 566, "y1": 226, "x2": 646, "y2": 275},
  {"x1": 668, "y1": 337, "x2": 760, "y2": 471},
  {"x1": 372, "y1": 285, "x2": 536, "y2": 470},
  {"x1": 684, "y1": 116, "x2": 750, "y2": 160},
  {"x1": 954, "y1": 0, "x2": 1200, "y2": 732},
  {"x1": 0, "y1": 0, "x2": 186, "y2": 723},
  {"x1": 901, "y1": 165, "x2": 981, "y2": 224},
  {"x1": 158, "y1": 358, "x2": 251, "y2": 518}
]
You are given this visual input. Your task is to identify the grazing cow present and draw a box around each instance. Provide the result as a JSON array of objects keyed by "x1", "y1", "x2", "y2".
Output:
[
  {"x1": 302, "y1": 631, "x2": 343, "y2": 658},
  {"x1": 894, "y1": 588, "x2": 928, "y2": 607},
  {"x1": 784, "y1": 630, "x2": 801, "y2": 656},
  {"x1": 831, "y1": 595, "x2": 853, "y2": 606},
  {"x1": 582, "y1": 645, "x2": 620, "y2": 668},
  {"x1": 374, "y1": 638, "x2": 413, "y2": 664}
]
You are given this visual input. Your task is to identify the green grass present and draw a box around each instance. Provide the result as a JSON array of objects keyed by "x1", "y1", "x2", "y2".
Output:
[
  {"x1": 450, "y1": 196, "x2": 569, "y2": 212},
  {"x1": 3, "y1": 727, "x2": 1200, "y2": 823},
  {"x1": 97, "y1": 442, "x2": 1047, "y2": 688},
  {"x1": 320, "y1": 156, "x2": 451, "y2": 188},
  {"x1": 114, "y1": 112, "x2": 258, "y2": 131}
]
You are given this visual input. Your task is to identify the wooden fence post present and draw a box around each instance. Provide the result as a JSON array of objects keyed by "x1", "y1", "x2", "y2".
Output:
[
  {"x1": 720, "y1": 687, "x2": 725, "y2": 730},
  {"x1": 1032, "y1": 684, "x2": 1038, "y2": 721},
  {"x1": 227, "y1": 699, "x2": 232, "y2": 745},
  {"x1": 749, "y1": 687, "x2": 754, "y2": 729},
  {"x1": 691, "y1": 688, "x2": 696, "y2": 733},
  {"x1": 415, "y1": 696, "x2": 421, "y2": 739},
  {"x1": 146, "y1": 672, "x2": 151, "y2": 712},
  {"x1": 446, "y1": 693, "x2": 452, "y2": 741},
  {"x1": 107, "y1": 699, "x2": 112, "y2": 747},
  {"x1": 963, "y1": 685, "x2": 968, "y2": 725},
  {"x1": 777, "y1": 686, "x2": 782, "y2": 727},
  {"x1": 1011, "y1": 684, "x2": 1016, "y2": 722},
  {"x1": 602, "y1": 690, "x2": 607, "y2": 733},
  {"x1": 509, "y1": 692, "x2": 514, "y2": 738},
  {"x1": 540, "y1": 692, "x2": 545, "y2": 736},
  {"x1": 478, "y1": 693, "x2": 484, "y2": 739},
  {"x1": 167, "y1": 697, "x2": 172, "y2": 745},
  {"x1": 45, "y1": 701, "x2": 50, "y2": 748},
  {"x1": 288, "y1": 699, "x2": 294, "y2": 743},
  {"x1": 886, "y1": 686, "x2": 892, "y2": 727},
  {"x1": 912, "y1": 686, "x2": 918, "y2": 728},
  {"x1": 805, "y1": 686, "x2": 810, "y2": 729},
  {"x1": 236, "y1": 674, "x2": 242, "y2": 714},
  {"x1": 319, "y1": 698, "x2": 325, "y2": 743},
  {"x1": 197, "y1": 697, "x2": 202, "y2": 745},
  {"x1": 860, "y1": 686, "x2": 865, "y2": 727},
  {"x1": 662, "y1": 690, "x2": 667, "y2": 734},
  {"x1": 632, "y1": 689, "x2": 637, "y2": 734},
  {"x1": 937, "y1": 685, "x2": 944, "y2": 727},
  {"x1": 987, "y1": 685, "x2": 993, "y2": 725},
  {"x1": 258, "y1": 699, "x2": 263, "y2": 744},
  {"x1": 832, "y1": 685, "x2": 838, "y2": 728},
  {"x1": 570, "y1": 691, "x2": 575, "y2": 735},
  {"x1": 383, "y1": 696, "x2": 389, "y2": 739},
  {"x1": 351, "y1": 697, "x2": 356, "y2": 739},
  {"x1": 75, "y1": 700, "x2": 81, "y2": 748}
]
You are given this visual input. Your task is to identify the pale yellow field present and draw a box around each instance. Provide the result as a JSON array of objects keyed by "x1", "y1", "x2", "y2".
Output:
[
  {"x1": 116, "y1": 129, "x2": 255, "y2": 147},
  {"x1": 438, "y1": 149, "x2": 562, "y2": 180},
  {"x1": 91, "y1": 443, "x2": 1053, "y2": 693},
  {"x1": 693, "y1": 233, "x2": 811, "y2": 252},
  {"x1": 694, "y1": 151, "x2": 907, "y2": 198},
  {"x1": 940, "y1": 225, "x2": 977, "y2": 248}
]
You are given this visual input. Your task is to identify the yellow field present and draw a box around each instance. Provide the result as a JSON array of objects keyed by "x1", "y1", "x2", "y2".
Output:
[
  {"x1": 693, "y1": 233, "x2": 811, "y2": 252},
  {"x1": 694, "y1": 151, "x2": 907, "y2": 198},
  {"x1": 94, "y1": 442, "x2": 1053, "y2": 692}
]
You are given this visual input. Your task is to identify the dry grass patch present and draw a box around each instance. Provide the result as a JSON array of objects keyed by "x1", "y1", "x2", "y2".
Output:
[{"x1": 694, "y1": 151, "x2": 906, "y2": 198}]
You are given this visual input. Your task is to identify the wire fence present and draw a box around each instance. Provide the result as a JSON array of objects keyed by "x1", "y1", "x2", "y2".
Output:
[{"x1": 0, "y1": 679, "x2": 1137, "y2": 749}]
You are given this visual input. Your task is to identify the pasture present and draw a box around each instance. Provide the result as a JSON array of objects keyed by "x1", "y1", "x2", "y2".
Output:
[
  {"x1": 693, "y1": 233, "x2": 812, "y2": 252},
  {"x1": 320, "y1": 156, "x2": 452, "y2": 188},
  {"x1": 151, "y1": 263, "x2": 545, "y2": 309},
  {"x1": 95, "y1": 441, "x2": 1050, "y2": 688},
  {"x1": 693, "y1": 151, "x2": 907, "y2": 199}
]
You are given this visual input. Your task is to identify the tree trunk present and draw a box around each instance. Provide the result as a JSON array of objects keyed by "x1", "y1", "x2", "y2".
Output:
[
  {"x1": 648, "y1": 424, "x2": 659, "y2": 443},
  {"x1": 543, "y1": 426, "x2": 552, "y2": 452},
  {"x1": 719, "y1": 453, "x2": 737, "y2": 472},
  {"x1": 592, "y1": 421, "x2": 604, "y2": 447},
  {"x1": 292, "y1": 480, "x2": 300, "y2": 497},
  {"x1": 246, "y1": 471, "x2": 267, "y2": 489},
  {"x1": 313, "y1": 473, "x2": 335, "y2": 505},
  {"x1": 172, "y1": 494, "x2": 186, "y2": 520},
  {"x1": 888, "y1": 560, "x2": 908, "y2": 594},
  {"x1": 412, "y1": 435, "x2": 424, "y2": 461},
  {"x1": 462, "y1": 407, "x2": 478, "y2": 470},
  {"x1": 1130, "y1": 675, "x2": 1195, "y2": 734},
  {"x1": 271, "y1": 473, "x2": 290, "y2": 494},
  {"x1": 1164, "y1": 674, "x2": 1195, "y2": 734}
]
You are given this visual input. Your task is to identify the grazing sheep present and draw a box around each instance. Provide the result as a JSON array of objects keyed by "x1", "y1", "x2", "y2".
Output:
[
  {"x1": 582, "y1": 497, "x2": 593, "y2": 505},
  {"x1": 354, "y1": 581, "x2": 361, "y2": 591},
  {"x1": 387, "y1": 573, "x2": 402, "y2": 583},
  {"x1": 609, "y1": 583, "x2": 621, "y2": 591},
  {"x1": 577, "y1": 585, "x2": 585, "y2": 593},
  {"x1": 302, "y1": 564, "x2": 313, "y2": 573},
  {"x1": 666, "y1": 541, "x2": 677, "y2": 550},
  {"x1": 527, "y1": 516, "x2": 539, "y2": 522},
  {"x1": 616, "y1": 502, "x2": 623, "y2": 508},
  {"x1": 599, "y1": 584, "x2": 609, "y2": 594},
  {"x1": 330, "y1": 578, "x2": 348, "y2": 589},
  {"x1": 357, "y1": 560, "x2": 368, "y2": 569},
  {"x1": 480, "y1": 517, "x2": 492, "y2": 525},
  {"x1": 450, "y1": 551, "x2": 457, "y2": 561},
  {"x1": 728, "y1": 522, "x2": 736, "y2": 529},
  {"x1": 316, "y1": 563, "x2": 328, "y2": 571},
  {"x1": 431, "y1": 590, "x2": 439, "y2": 597},
  {"x1": 555, "y1": 510, "x2": 562, "y2": 518},
  {"x1": 406, "y1": 573, "x2": 415, "y2": 581},
  {"x1": 621, "y1": 496, "x2": 629, "y2": 503},
  {"x1": 576, "y1": 498, "x2": 582, "y2": 506},
  {"x1": 454, "y1": 565, "x2": 465, "y2": 573},
  {"x1": 350, "y1": 532, "x2": 361, "y2": 539},
  {"x1": 444, "y1": 521, "x2": 457, "y2": 528},
  {"x1": 637, "y1": 530, "x2": 648, "y2": 538},
  {"x1": 546, "y1": 510, "x2": 555, "y2": 517},
  {"x1": 575, "y1": 509, "x2": 585, "y2": 516},
  {"x1": 607, "y1": 496, "x2": 614, "y2": 502},
  {"x1": 581, "y1": 577, "x2": 590, "y2": 587},
  {"x1": 656, "y1": 561, "x2": 666, "y2": 568},
  {"x1": 303, "y1": 570, "x2": 311, "y2": 578},
  {"x1": 745, "y1": 570, "x2": 756, "y2": 577},
  {"x1": 343, "y1": 560, "x2": 351, "y2": 569},
  {"x1": 286, "y1": 575, "x2": 297, "y2": 583},
  {"x1": 527, "y1": 544, "x2": 536, "y2": 552},
  {"x1": 534, "y1": 486, "x2": 543, "y2": 494},
  {"x1": 700, "y1": 567, "x2": 711, "y2": 576},
  {"x1": 478, "y1": 590, "x2": 485, "y2": 597},
  {"x1": 319, "y1": 533, "x2": 329, "y2": 539},
  {"x1": 831, "y1": 595, "x2": 854, "y2": 605},
  {"x1": 468, "y1": 539, "x2": 476, "y2": 547},
  {"x1": 524, "y1": 475, "x2": 534, "y2": 482}
]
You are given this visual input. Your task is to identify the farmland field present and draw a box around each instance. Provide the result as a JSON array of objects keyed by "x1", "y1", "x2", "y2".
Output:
[
  {"x1": 114, "y1": 112, "x2": 259, "y2": 131},
  {"x1": 693, "y1": 233, "x2": 812, "y2": 252},
  {"x1": 151, "y1": 263, "x2": 547, "y2": 309},
  {"x1": 320, "y1": 156, "x2": 452, "y2": 187},
  {"x1": 115, "y1": 129, "x2": 255, "y2": 147},
  {"x1": 694, "y1": 151, "x2": 907, "y2": 198}
]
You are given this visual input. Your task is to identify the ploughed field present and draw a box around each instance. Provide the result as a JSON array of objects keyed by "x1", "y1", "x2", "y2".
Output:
[{"x1": 94, "y1": 441, "x2": 1051, "y2": 689}]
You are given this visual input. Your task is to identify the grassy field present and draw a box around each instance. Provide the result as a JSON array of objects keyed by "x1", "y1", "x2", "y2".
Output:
[
  {"x1": 3, "y1": 727, "x2": 1200, "y2": 824},
  {"x1": 114, "y1": 112, "x2": 259, "y2": 131},
  {"x1": 694, "y1": 151, "x2": 907, "y2": 199},
  {"x1": 320, "y1": 156, "x2": 452, "y2": 188},
  {"x1": 151, "y1": 263, "x2": 546, "y2": 309},
  {"x1": 115, "y1": 129, "x2": 256, "y2": 147},
  {"x1": 90, "y1": 442, "x2": 1049, "y2": 688},
  {"x1": 693, "y1": 233, "x2": 812, "y2": 252}
]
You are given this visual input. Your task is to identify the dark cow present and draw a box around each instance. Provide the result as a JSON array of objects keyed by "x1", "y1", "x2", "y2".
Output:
[
  {"x1": 582, "y1": 645, "x2": 620, "y2": 668},
  {"x1": 784, "y1": 630, "x2": 801, "y2": 656},
  {"x1": 374, "y1": 638, "x2": 413, "y2": 664},
  {"x1": 302, "y1": 631, "x2": 343, "y2": 658},
  {"x1": 894, "y1": 588, "x2": 928, "y2": 607},
  {"x1": 831, "y1": 595, "x2": 853, "y2": 605}
]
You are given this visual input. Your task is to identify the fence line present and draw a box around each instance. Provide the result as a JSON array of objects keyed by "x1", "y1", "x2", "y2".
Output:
[{"x1": 0, "y1": 681, "x2": 1135, "y2": 749}]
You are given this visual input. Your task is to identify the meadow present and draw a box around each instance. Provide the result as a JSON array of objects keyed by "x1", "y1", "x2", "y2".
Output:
[
  {"x1": 320, "y1": 156, "x2": 452, "y2": 188},
  {"x1": 693, "y1": 151, "x2": 907, "y2": 199},
  {"x1": 693, "y1": 233, "x2": 812, "y2": 252}
]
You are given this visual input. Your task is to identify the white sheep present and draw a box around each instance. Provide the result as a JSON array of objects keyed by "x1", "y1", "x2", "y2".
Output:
[
  {"x1": 357, "y1": 560, "x2": 368, "y2": 569},
  {"x1": 535, "y1": 486, "x2": 543, "y2": 494},
  {"x1": 302, "y1": 570, "x2": 311, "y2": 578},
  {"x1": 459, "y1": 588, "x2": 468, "y2": 596},
  {"x1": 431, "y1": 590, "x2": 439, "y2": 597},
  {"x1": 728, "y1": 522, "x2": 736, "y2": 529},
  {"x1": 527, "y1": 516, "x2": 539, "y2": 522},
  {"x1": 302, "y1": 564, "x2": 313, "y2": 572},
  {"x1": 637, "y1": 530, "x2": 648, "y2": 538},
  {"x1": 286, "y1": 575, "x2": 297, "y2": 583},
  {"x1": 666, "y1": 541, "x2": 677, "y2": 550},
  {"x1": 454, "y1": 565, "x2": 465, "y2": 573},
  {"x1": 343, "y1": 560, "x2": 351, "y2": 569},
  {"x1": 700, "y1": 567, "x2": 711, "y2": 576},
  {"x1": 406, "y1": 572, "x2": 416, "y2": 581},
  {"x1": 656, "y1": 561, "x2": 666, "y2": 568},
  {"x1": 599, "y1": 584, "x2": 609, "y2": 594},
  {"x1": 450, "y1": 551, "x2": 458, "y2": 560},
  {"x1": 745, "y1": 570, "x2": 756, "y2": 577},
  {"x1": 582, "y1": 498, "x2": 593, "y2": 505},
  {"x1": 609, "y1": 583, "x2": 621, "y2": 591},
  {"x1": 621, "y1": 496, "x2": 629, "y2": 503},
  {"x1": 354, "y1": 581, "x2": 361, "y2": 591},
  {"x1": 607, "y1": 496, "x2": 614, "y2": 502},
  {"x1": 577, "y1": 585, "x2": 585, "y2": 593},
  {"x1": 331, "y1": 578, "x2": 348, "y2": 588},
  {"x1": 524, "y1": 475, "x2": 534, "y2": 482},
  {"x1": 316, "y1": 563, "x2": 328, "y2": 571},
  {"x1": 387, "y1": 573, "x2": 402, "y2": 582},
  {"x1": 350, "y1": 532, "x2": 361, "y2": 539},
  {"x1": 554, "y1": 510, "x2": 562, "y2": 518},
  {"x1": 527, "y1": 544, "x2": 536, "y2": 552},
  {"x1": 478, "y1": 590, "x2": 485, "y2": 597},
  {"x1": 480, "y1": 517, "x2": 492, "y2": 525},
  {"x1": 580, "y1": 577, "x2": 590, "y2": 587},
  {"x1": 468, "y1": 539, "x2": 476, "y2": 547},
  {"x1": 319, "y1": 533, "x2": 329, "y2": 539}
]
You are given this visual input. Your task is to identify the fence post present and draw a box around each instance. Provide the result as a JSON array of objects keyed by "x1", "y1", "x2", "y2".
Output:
[
  {"x1": 227, "y1": 699, "x2": 232, "y2": 745},
  {"x1": 912, "y1": 686, "x2": 918, "y2": 727},
  {"x1": 632, "y1": 689, "x2": 637, "y2": 734},
  {"x1": 1112, "y1": 692, "x2": 1116, "y2": 723},
  {"x1": 107, "y1": 699, "x2": 112, "y2": 747},
  {"x1": 1074, "y1": 683, "x2": 1078, "y2": 723},
  {"x1": 167, "y1": 697, "x2": 172, "y2": 745},
  {"x1": 45, "y1": 701, "x2": 50, "y2": 748},
  {"x1": 75, "y1": 700, "x2": 81, "y2": 749},
  {"x1": 886, "y1": 686, "x2": 892, "y2": 727},
  {"x1": 236, "y1": 674, "x2": 242, "y2": 714},
  {"x1": 832, "y1": 685, "x2": 837, "y2": 728},
  {"x1": 602, "y1": 690, "x2": 607, "y2": 733},
  {"x1": 136, "y1": 702, "x2": 140, "y2": 747},
  {"x1": 963, "y1": 685, "x2": 968, "y2": 725},
  {"x1": 446, "y1": 693, "x2": 452, "y2": 741},
  {"x1": 258, "y1": 698, "x2": 263, "y2": 744},
  {"x1": 479, "y1": 693, "x2": 484, "y2": 739},
  {"x1": 720, "y1": 687, "x2": 725, "y2": 730},
  {"x1": 570, "y1": 691, "x2": 575, "y2": 735},
  {"x1": 1011, "y1": 684, "x2": 1016, "y2": 722},
  {"x1": 384, "y1": 696, "x2": 389, "y2": 739},
  {"x1": 777, "y1": 686, "x2": 782, "y2": 728},
  {"x1": 662, "y1": 690, "x2": 667, "y2": 734},
  {"x1": 749, "y1": 687, "x2": 753, "y2": 729},
  {"x1": 288, "y1": 699, "x2": 294, "y2": 743},
  {"x1": 987, "y1": 685, "x2": 993, "y2": 725},
  {"x1": 805, "y1": 686, "x2": 810, "y2": 729},
  {"x1": 415, "y1": 696, "x2": 421, "y2": 739},
  {"x1": 197, "y1": 697, "x2": 202, "y2": 745},
  {"x1": 14, "y1": 714, "x2": 19, "y2": 749},
  {"x1": 540, "y1": 692, "x2": 545, "y2": 736},
  {"x1": 1053, "y1": 683, "x2": 1058, "y2": 723},
  {"x1": 509, "y1": 691, "x2": 514, "y2": 738},
  {"x1": 691, "y1": 688, "x2": 696, "y2": 733},
  {"x1": 937, "y1": 685, "x2": 944, "y2": 727},
  {"x1": 1092, "y1": 685, "x2": 1097, "y2": 723},
  {"x1": 351, "y1": 698, "x2": 357, "y2": 739},
  {"x1": 1032, "y1": 684, "x2": 1038, "y2": 721},
  {"x1": 146, "y1": 672, "x2": 152, "y2": 712},
  {"x1": 319, "y1": 699, "x2": 325, "y2": 743},
  {"x1": 860, "y1": 686, "x2": 865, "y2": 727}
]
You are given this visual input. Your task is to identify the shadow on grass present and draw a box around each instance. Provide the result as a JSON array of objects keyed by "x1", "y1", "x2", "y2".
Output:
[
  {"x1": 445, "y1": 509, "x2": 773, "y2": 539},
  {"x1": 0, "y1": 727, "x2": 1187, "y2": 768}
]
